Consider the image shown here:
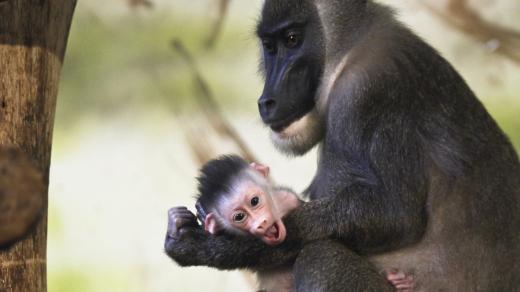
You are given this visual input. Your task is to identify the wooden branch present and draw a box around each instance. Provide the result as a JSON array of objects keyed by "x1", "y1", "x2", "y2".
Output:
[
  {"x1": 0, "y1": 147, "x2": 44, "y2": 247},
  {"x1": 128, "y1": 0, "x2": 153, "y2": 9},
  {"x1": 177, "y1": 115, "x2": 217, "y2": 164},
  {"x1": 419, "y1": 0, "x2": 520, "y2": 63},
  {"x1": 171, "y1": 39, "x2": 257, "y2": 163},
  {"x1": 204, "y1": 0, "x2": 230, "y2": 49},
  {"x1": 0, "y1": 0, "x2": 77, "y2": 290},
  {"x1": 169, "y1": 39, "x2": 258, "y2": 289}
]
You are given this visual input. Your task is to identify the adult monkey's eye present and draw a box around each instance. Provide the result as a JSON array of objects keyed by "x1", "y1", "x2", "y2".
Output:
[
  {"x1": 262, "y1": 38, "x2": 276, "y2": 55},
  {"x1": 251, "y1": 196, "x2": 260, "y2": 207},
  {"x1": 284, "y1": 31, "x2": 302, "y2": 49},
  {"x1": 233, "y1": 212, "x2": 247, "y2": 223}
]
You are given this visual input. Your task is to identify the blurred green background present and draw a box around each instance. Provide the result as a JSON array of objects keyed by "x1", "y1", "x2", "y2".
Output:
[{"x1": 47, "y1": 0, "x2": 520, "y2": 291}]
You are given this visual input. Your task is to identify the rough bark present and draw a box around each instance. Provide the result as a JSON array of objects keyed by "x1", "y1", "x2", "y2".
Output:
[
  {"x1": 0, "y1": 0, "x2": 76, "y2": 291},
  {"x1": 0, "y1": 147, "x2": 45, "y2": 247}
]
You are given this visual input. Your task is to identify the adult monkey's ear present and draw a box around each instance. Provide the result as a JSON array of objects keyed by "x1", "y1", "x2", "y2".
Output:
[
  {"x1": 204, "y1": 213, "x2": 221, "y2": 234},
  {"x1": 250, "y1": 162, "x2": 270, "y2": 178}
]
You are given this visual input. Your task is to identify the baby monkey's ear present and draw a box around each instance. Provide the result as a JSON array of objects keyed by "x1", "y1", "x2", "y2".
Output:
[
  {"x1": 204, "y1": 213, "x2": 221, "y2": 234},
  {"x1": 250, "y1": 162, "x2": 270, "y2": 178}
]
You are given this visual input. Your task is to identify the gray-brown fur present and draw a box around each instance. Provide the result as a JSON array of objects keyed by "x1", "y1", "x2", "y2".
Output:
[{"x1": 165, "y1": 0, "x2": 520, "y2": 291}]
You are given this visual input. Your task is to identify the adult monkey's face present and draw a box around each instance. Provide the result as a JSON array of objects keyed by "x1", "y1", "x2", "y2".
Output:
[{"x1": 256, "y1": 0, "x2": 326, "y2": 156}]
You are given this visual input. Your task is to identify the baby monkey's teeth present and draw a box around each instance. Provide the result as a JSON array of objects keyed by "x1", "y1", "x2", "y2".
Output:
[{"x1": 266, "y1": 225, "x2": 277, "y2": 236}]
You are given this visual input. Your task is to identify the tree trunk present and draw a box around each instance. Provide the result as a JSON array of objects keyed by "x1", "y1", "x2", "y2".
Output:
[
  {"x1": 0, "y1": 0, "x2": 76, "y2": 291},
  {"x1": 0, "y1": 147, "x2": 45, "y2": 247}
]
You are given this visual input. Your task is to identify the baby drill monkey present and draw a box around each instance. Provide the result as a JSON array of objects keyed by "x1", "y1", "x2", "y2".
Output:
[
  {"x1": 168, "y1": 155, "x2": 413, "y2": 291},
  {"x1": 195, "y1": 155, "x2": 299, "y2": 291},
  {"x1": 195, "y1": 158, "x2": 299, "y2": 246}
]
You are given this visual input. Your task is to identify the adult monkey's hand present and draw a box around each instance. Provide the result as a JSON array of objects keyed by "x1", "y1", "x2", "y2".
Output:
[{"x1": 165, "y1": 207, "x2": 302, "y2": 269}]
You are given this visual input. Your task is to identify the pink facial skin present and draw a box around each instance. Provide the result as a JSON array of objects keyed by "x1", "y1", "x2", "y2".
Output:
[
  {"x1": 203, "y1": 163, "x2": 289, "y2": 246},
  {"x1": 229, "y1": 183, "x2": 287, "y2": 246},
  {"x1": 206, "y1": 181, "x2": 288, "y2": 246}
]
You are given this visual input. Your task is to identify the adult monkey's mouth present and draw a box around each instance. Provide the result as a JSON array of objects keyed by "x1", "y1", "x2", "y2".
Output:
[{"x1": 268, "y1": 107, "x2": 313, "y2": 133}]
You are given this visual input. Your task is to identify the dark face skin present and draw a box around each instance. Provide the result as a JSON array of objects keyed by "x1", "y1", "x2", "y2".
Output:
[{"x1": 256, "y1": 0, "x2": 325, "y2": 132}]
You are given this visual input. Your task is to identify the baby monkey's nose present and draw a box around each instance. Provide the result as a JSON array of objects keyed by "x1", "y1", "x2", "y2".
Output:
[{"x1": 253, "y1": 219, "x2": 269, "y2": 234}]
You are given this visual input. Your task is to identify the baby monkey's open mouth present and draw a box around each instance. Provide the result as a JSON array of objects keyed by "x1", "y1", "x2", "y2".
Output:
[{"x1": 265, "y1": 222, "x2": 280, "y2": 240}]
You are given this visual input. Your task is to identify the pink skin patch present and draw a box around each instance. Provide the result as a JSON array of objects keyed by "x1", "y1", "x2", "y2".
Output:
[
  {"x1": 218, "y1": 180, "x2": 288, "y2": 246},
  {"x1": 385, "y1": 269, "x2": 414, "y2": 292},
  {"x1": 205, "y1": 165, "x2": 298, "y2": 246},
  {"x1": 259, "y1": 219, "x2": 287, "y2": 246}
]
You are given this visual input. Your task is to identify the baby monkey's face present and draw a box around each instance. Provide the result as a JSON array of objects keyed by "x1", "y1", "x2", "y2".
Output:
[{"x1": 220, "y1": 180, "x2": 287, "y2": 246}]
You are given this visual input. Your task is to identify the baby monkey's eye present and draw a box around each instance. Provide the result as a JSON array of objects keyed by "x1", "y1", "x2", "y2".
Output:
[
  {"x1": 251, "y1": 196, "x2": 260, "y2": 207},
  {"x1": 233, "y1": 212, "x2": 247, "y2": 223}
]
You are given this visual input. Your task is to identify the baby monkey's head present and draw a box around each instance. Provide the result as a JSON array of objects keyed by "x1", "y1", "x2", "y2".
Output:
[{"x1": 195, "y1": 155, "x2": 287, "y2": 246}]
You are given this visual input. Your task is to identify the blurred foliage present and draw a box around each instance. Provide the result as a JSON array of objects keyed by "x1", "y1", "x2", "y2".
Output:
[
  {"x1": 56, "y1": 4, "x2": 261, "y2": 136},
  {"x1": 50, "y1": 267, "x2": 137, "y2": 292},
  {"x1": 486, "y1": 103, "x2": 520, "y2": 149},
  {"x1": 50, "y1": 3, "x2": 265, "y2": 291},
  {"x1": 55, "y1": 1, "x2": 520, "y2": 150}
]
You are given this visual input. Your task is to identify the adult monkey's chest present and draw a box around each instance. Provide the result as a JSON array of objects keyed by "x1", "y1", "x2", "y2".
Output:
[{"x1": 308, "y1": 138, "x2": 373, "y2": 200}]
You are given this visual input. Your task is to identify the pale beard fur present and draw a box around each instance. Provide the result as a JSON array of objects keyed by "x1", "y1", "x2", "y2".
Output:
[{"x1": 269, "y1": 109, "x2": 325, "y2": 156}]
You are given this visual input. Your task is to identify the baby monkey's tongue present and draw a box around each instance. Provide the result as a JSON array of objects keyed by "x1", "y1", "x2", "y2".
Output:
[{"x1": 266, "y1": 223, "x2": 279, "y2": 239}]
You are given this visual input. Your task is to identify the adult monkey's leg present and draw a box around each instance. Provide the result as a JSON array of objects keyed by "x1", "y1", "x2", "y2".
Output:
[{"x1": 293, "y1": 239, "x2": 393, "y2": 292}]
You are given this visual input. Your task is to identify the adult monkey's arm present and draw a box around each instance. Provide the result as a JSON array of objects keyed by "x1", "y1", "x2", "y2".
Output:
[{"x1": 164, "y1": 222, "x2": 302, "y2": 269}]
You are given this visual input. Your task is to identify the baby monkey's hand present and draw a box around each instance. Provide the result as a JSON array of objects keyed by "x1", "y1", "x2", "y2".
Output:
[{"x1": 167, "y1": 206, "x2": 199, "y2": 239}]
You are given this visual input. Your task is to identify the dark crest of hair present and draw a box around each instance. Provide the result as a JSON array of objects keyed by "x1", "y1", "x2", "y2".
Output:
[{"x1": 195, "y1": 155, "x2": 249, "y2": 221}]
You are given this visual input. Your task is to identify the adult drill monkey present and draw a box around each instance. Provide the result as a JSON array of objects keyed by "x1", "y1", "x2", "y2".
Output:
[{"x1": 165, "y1": 0, "x2": 520, "y2": 290}]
